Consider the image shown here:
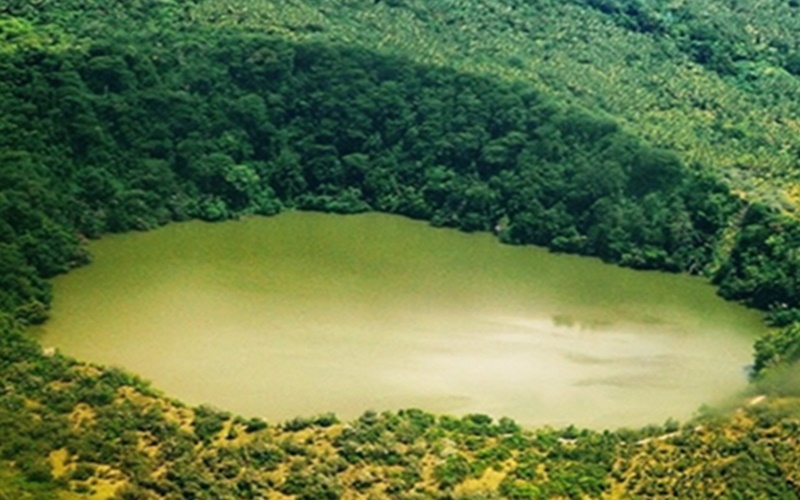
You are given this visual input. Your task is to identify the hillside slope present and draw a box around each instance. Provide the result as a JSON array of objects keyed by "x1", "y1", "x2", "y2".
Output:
[
  {"x1": 9, "y1": 0, "x2": 800, "y2": 204},
  {"x1": 187, "y1": 0, "x2": 800, "y2": 209}
]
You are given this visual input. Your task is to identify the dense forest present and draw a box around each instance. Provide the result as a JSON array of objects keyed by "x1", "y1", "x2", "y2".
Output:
[{"x1": 2, "y1": 0, "x2": 800, "y2": 498}]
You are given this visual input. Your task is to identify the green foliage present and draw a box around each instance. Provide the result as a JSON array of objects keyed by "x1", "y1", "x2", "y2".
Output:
[
  {"x1": 244, "y1": 417, "x2": 268, "y2": 433},
  {"x1": 434, "y1": 454, "x2": 471, "y2": 489},
  {"x1": 753, "y1": 324, "x2": 800, "y2": 378},
  {"x1": 0, "y1": 2, "x2": 799, "y2": 499},
  {"x1": 0, "y1": 461, "x2": 58, "y2": 499},
  {"x1": 714, "y1": 205, "x2": 800, "y2": 310},
  {"x1": 283, "y1": 416, "x2": 314, "y2": 432},
  {"x1": 280, "y1": 470, "x2": 342, "y2": 500},
  {"x1": 192, "y1": 406, "x2": 229, "y2": 443},
  {"x1": 244, "y1": 440, "x2": 284, "y2": 471},
  {"x1": 157, "y1": 0, "x2": 800, "y2": 215}
]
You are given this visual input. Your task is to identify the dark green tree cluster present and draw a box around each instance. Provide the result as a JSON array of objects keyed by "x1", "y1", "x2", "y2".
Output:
[
  {"x1": 712, "y1": 204, "x2": 800, "y2": 381},
  {"x1": 716, "y1": 205, "x2": 800, "y2": 311},
  {"x1": 753, "y1": 324, "x2": 800, "y2": 378}
]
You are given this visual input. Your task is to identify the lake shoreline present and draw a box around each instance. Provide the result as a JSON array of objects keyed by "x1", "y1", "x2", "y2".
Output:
[{"x1": 34, "y1": 212, "x2": 763, "y2": 429}]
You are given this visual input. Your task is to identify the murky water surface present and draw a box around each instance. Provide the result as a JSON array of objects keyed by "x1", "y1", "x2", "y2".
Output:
[{"x1": 35, "y1": 212, "x2": 763, "y2": 428}]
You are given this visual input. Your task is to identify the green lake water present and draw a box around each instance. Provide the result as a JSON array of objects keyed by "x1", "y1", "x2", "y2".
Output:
[{"x1": 34, "y1": 212, "x2": 765, "y2": 428}]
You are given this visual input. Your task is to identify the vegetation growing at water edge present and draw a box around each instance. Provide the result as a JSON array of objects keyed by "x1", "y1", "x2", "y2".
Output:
[
  {"x1": 1, "y1": 0, "x2": 800, "y2": 497},
  {"x1": 1, "y1": 317, "x2": 800, "y2": 499}
]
